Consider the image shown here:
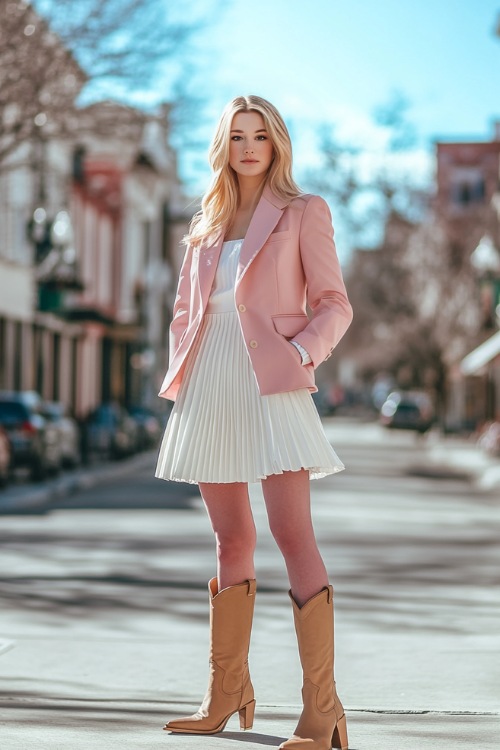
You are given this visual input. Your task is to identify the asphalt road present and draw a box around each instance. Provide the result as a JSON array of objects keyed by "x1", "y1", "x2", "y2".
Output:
[{"x1": 0, "y1": 419, "x2": 499, "y2": 749}]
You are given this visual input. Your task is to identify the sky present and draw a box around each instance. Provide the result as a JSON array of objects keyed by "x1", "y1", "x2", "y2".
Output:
[{"x1": 173, "y1": 0, "x2": 499, "y2": 192}]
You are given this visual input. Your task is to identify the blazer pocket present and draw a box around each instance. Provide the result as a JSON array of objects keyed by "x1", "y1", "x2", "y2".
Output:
[
  {"x1": 265, "y1": 230, "x2": 291, "y2": 244},
  {"x1": 272, "y1": 313, "x2": 309, "y2": 338}
]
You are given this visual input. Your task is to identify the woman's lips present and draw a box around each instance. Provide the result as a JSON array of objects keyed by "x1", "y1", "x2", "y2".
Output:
[{"x1": 241, "y1": 159, "x2": 258, "y2": 163}]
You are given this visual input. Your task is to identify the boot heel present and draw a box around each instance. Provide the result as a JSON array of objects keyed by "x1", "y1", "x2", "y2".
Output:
[
  {"x1": 239, "y1": 699, "x2": 256, "y2": 730},
  {"x1": 331, "y1": 713, "x2": 348, "y2": 749}
]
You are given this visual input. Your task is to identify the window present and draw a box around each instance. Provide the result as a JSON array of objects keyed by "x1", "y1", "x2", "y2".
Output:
[{"x1": 449, "y1": 167, "x2": 486, "y2": 207}]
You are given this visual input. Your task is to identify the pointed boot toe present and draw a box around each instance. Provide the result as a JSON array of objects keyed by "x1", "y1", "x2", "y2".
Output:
[
  {"x1": 281, "y1": 586, "x2": 348, "y2": 750},
  {"x1": 163, "y1": 578, "x2": 256, "y2": 735}
]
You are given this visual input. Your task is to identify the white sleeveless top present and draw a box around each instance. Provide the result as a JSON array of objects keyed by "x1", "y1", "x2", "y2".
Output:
[{"x1": 206, "y1": 239, "x2": 243, "y2": 314}]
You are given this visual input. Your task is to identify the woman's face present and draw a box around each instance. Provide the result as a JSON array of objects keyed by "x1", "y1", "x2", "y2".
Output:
[{"x1": 229, "y1": 111, "x2": 274, "y2": 180}]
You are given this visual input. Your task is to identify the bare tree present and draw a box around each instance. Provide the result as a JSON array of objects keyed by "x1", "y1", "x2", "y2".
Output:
[
  {"x1": 0, "y1": 1, "x2": 81, "y2": 167},
  {"x1": 0, "y1": 0, "x2": 206, "y2": 170},
  {"x1": 344, "y1": 215, "x2": 481, "y2": 419},
  {"x1": 310, "y1": 92, "x2": 483, "y2": 420},
  {"x1": 308, "y1": 91, "x2": 427, "y2": 250},
  {"x1": 33, "y1": 0, "x2": 198, "y2": 94}
]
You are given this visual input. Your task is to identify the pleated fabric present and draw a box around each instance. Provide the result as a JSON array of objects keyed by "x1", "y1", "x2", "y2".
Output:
[{"x1": 155, "y1": 240, "x2": 345, "y2": 484}]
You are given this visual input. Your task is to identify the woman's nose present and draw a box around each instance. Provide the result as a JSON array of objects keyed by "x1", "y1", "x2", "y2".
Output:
[{"x1": 244, "y1": 144, "x2": 254, "y2": 154}]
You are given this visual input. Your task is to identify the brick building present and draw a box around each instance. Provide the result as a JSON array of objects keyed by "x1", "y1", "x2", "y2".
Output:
[{"x1": 436, "y1": 126, "x2": 500, "y2": 427}]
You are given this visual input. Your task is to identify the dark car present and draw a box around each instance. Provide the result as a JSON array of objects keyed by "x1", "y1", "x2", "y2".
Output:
[
  {"x1": 0, "y1": 426, "x2": 11, "y2": 488},
  {"x1": 86, "y1": 402, "x2": 139, "y2": 460},
  {"x1": 380, "y1": 391, "x2": 435, "y2": 434},
  {"x1": 41, "y1": 401, "x2": 81, "y2": 468},
  {"x1": 128, "y1": 405, "x2": 162, "y2": 450},
  {"x1": 0, "y1": 391, "x2": 61, "y2": 479}
]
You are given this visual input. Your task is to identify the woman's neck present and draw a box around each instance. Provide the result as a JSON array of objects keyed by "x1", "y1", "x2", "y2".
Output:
[
  {"x1": 237, "y1": 176, "x2": 266, "y2": 212},
  {"x1": 224, "y1": 176, "x2": 267, "y2": 241}
]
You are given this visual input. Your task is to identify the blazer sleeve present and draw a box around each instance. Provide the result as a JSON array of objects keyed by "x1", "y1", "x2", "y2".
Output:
[
  {"x1": 168, "y1": 243, "x2": 194, "y2": 365},
  {"x1": 292, "y1": 195, "x2": 353, "y2": 367}
]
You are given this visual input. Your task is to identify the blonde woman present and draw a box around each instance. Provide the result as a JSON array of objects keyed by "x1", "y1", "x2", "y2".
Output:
[{"x1": 156, "y1": 95, "x2": 353, "y2": 750}]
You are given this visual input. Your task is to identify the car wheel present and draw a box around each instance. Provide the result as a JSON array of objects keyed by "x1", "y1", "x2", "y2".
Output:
[{"x1": 30, "y1": 457, "x2": 48, "y2": 481}]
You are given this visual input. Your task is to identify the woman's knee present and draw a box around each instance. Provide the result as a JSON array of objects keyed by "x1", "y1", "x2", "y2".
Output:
[
  {"x1": 269, "y1": 519, "x2": 315, "y2": 559},
  {"x1": 214, "y1": 514, "x2": 257, "y2": 561},
  {"x1": 215, "y1": 525, "x2": 257, "y2": 562}
]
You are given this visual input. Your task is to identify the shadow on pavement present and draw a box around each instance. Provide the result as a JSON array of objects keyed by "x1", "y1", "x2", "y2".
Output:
[
  {"x1": 212, "y1": 731, "x2": 287, "y2": 746},
  {"x1": 53, "y1": 474, "x2": 201, "y2": 511}
]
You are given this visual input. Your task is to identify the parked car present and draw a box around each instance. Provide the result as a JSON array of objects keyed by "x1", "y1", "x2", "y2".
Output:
[
  {"x1": 380, "y1": 391, "x2": 435, "y2": 433},
  {"x1": 41, "y1": 401, "x2": 81, "y2": 468},
  {"x1": 0, "y1": 391, "x2": 61, "y2": 479},
  {"x1": 128, "y1": 405, "x2": 162, "y2": 450},
  {"x1": 85, "y1": 402, "x2": 139, "y2": 460},
  {"x1": 0, "y1": 426, "x2": 11, "y2": 488},
  {"x1": 312, "y1": 386, "x2": 333, "y2": 417}
]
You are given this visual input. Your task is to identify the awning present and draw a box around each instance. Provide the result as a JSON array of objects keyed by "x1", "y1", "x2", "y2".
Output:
[{"x1": 461, "y1": 331, "x2": 500, "y2": 375}]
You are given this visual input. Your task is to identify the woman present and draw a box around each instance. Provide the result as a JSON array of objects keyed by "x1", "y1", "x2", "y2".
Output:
[{"x1": 155, "y1": 95, "x2": 353, "y2": 750}]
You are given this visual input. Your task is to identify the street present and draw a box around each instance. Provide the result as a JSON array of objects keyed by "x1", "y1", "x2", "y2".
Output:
[{"x1": 0, "y1": 419, "x2": 499, "y2": 749}]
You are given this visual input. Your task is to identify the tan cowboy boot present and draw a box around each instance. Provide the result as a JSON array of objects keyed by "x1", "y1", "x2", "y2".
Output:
[
  {"x1": 164, "y1": 577, "x2": 256, "y2": 734},
  {"x1": 280, "y1": 585, "x2": 348, "y2": 750}
]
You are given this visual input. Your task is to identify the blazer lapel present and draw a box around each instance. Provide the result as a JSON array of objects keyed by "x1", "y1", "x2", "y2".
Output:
[
  {"x1": 196, "y1": 185, "x2": 290, "y2": 303},
  {"x1": 197, "y1": 232, "x2": 224, "y2": 310},
  {"x1": 236, "y1": 184, "x2": 288, "y2": 285}
]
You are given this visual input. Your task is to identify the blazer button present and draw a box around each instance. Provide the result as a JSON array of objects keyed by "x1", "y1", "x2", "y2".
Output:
[
  {"x1": 249, "y1": 339, "x2": 258, "y2": 348},
  {"x1": 238, "y1": 304, "x2": 247, "y2": 312}
]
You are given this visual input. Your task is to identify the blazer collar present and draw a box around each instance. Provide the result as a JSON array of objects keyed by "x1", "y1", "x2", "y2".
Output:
[
  {"x1": 196, "y1": 183, "x2": 290, "y2": 303},
  {"x1": 260, "y1": 182, "x2": 290, "y2": 210},
  {"x1": 236, "y1": 184, "x2": 288, "y2": 283}
]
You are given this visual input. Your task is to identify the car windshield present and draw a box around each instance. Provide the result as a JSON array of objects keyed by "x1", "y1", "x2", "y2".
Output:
[
  {"x1": 43, "y1": 404, "x2": 62, "y2": 420},
  {"x1": 0, "y1": 402, "x2": 29, "y2": 425}
]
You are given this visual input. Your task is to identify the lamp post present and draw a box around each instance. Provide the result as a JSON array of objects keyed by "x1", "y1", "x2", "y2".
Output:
[
  {"x1": 470, "y1": 234, "x2": 500, "y2": 329},
  {"x1": 470, "y1": 234, "x2": 500, "y2": 421},
  {"x1": 27, "y1": 207, "x2": 83, "y2": 312},
  {"x1": 27, "y1": 124, "x2": 84, "y2": 312}
]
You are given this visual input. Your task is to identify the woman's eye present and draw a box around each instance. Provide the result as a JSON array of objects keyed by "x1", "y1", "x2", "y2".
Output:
[
  {"x1": 231, "y1": 135, "x2": 242, "y2": 141},
  {"x1": 256, "y1": 135, "x2": 267, "y2": 141}
]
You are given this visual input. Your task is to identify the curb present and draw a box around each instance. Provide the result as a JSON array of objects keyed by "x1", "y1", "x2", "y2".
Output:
[
  {"x1": 0, "y1": 450, "x2": 157, "y2": 515},
  {"x1": 427, "y1": 442, "x2": 500, "y2": 491}
]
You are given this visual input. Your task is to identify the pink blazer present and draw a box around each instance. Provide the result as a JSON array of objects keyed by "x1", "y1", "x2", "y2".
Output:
[{"x1": 158, "y1": 184, "x2": 353, "y2": 401}]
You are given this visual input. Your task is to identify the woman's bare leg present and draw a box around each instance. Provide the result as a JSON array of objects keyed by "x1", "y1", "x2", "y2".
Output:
[
  {"x1": 261, "y1": 469, "x2": 328, "y2": 606},
  {"x1": 199, "y1": 482, "x2": 257, "y2": 590}
]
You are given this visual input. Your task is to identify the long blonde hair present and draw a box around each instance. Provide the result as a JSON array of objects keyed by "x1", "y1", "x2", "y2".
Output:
[{"x1": 186, "y1": 95, "x2": 302, "y2": 246}]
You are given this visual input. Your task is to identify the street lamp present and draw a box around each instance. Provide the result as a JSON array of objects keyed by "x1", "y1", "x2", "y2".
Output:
[
  {"x1": 27, "y1": 207, "x2": 83, "y2": 312},
  {"x1": 470, "y1": 235, "x2": 500, "y2": 328}
]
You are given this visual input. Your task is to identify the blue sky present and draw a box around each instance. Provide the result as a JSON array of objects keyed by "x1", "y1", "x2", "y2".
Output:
[{"x1": 175, "y1": 0, "x2": 499, "y2": 193}]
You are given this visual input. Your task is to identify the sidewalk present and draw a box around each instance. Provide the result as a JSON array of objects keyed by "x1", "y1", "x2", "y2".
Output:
[
  {"x1": 427, "y1": 433, "x2": 500, "y2": 490},
  {"x1": 0, "y1": 449, "x2": 157, "y2": 514}
]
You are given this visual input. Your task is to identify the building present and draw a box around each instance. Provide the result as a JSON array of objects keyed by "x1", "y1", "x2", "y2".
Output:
[
  {"x1": 0, "y1": 103, "x2": 189, "y2": 416},
  {"x1": 64, "y1": 101, "x2": 189, "y2": 416},
  {"x1": 436, "y1": 131, "x2": 500, "y2": 249},
  {"x1": 435, "y1": 125, "x2": 500, "y2": 428},
  {"x1": 0, "y1": 136, "x2": 80, "y2": 401}
]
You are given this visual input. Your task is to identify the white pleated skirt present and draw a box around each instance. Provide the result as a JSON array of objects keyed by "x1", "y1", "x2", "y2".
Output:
[{"x1": 155, "y1": 311, "x2": 345, "y2": 484}]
